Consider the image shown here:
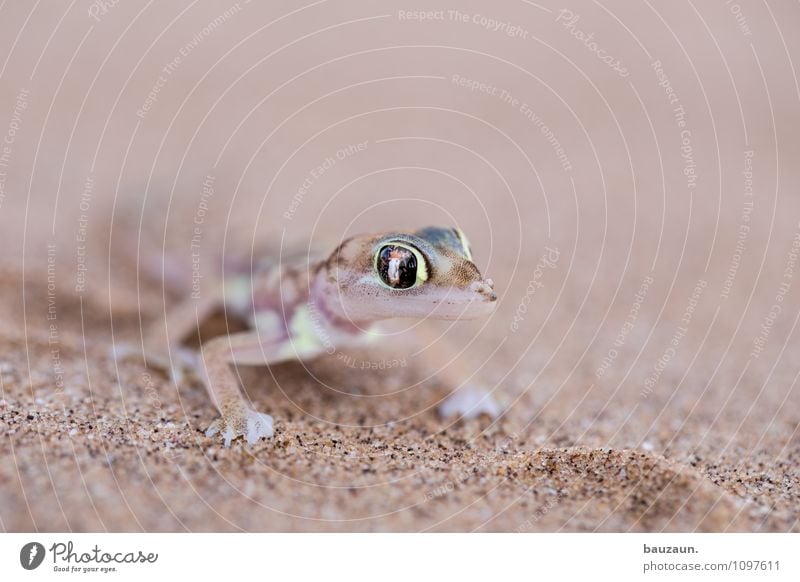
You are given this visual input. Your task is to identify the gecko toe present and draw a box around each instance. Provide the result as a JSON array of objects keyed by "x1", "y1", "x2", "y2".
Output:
[
  {"x1": 245, "y1": 411, "x2": 274, "y2": 444},
  {"x1": 223, "y1": 426, "x2": 236, "y2": 448},
  {"x1": 439, "y1": 386, "x2": 502, "y2": 420},
  {"x1": 204, "y1": 421, "x2": 220, "y2": 438}
]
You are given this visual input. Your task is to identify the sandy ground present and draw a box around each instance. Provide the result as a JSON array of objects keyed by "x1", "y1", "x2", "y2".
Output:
[{"x1": 1, "y1": 1, "x2": 800, "y2": 532}]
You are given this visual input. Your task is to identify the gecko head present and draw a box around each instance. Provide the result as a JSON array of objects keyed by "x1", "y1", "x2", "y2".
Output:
[{"x1": 320, "y1": 227, "x2": 497, "y2": 322}]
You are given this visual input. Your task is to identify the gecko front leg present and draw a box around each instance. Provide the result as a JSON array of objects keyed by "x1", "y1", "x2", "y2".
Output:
[
  {"x1": 199, "y1": 331, "x2": 284, "y2": 446},
  {"x1": 410, "y1": 325, "x2": 502, "y2": 421}
]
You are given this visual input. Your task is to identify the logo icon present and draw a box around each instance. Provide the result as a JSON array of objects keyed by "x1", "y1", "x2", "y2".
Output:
[{"x1": 20, "y1": 542, "x2": 46, "y2": 570}]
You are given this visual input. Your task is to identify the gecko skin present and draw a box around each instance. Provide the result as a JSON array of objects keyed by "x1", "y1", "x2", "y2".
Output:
[{"x1": 142, "y1": 226, "x2": 499, "y2": 447}]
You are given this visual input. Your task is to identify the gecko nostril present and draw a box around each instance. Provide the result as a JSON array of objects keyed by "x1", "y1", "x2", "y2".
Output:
[
  {"x1": 470, "y1": 281, "x2": 497, "y2": 301},
  {"x1": 471, "y1": 282, "x2": 490, "y2": 295}
]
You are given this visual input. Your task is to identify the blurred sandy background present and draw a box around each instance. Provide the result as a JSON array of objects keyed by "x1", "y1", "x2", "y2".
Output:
[{"x1": 1, "y1": 0, "x2": 799, "y2": 531}]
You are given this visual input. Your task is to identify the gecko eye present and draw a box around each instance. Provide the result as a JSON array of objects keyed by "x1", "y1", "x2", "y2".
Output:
[{"x1": 375, "y1": 244, "x2": 427, "y2": 289}]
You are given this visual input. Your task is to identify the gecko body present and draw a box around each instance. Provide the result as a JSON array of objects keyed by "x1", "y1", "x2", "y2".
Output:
[{"x1": 140, "y1": 226, "x2": 499, "y2": 446}]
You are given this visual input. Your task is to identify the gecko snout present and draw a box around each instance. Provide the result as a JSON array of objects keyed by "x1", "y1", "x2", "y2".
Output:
[{"x1": 470, "y1": 279, "x2": 497, "y2": 302}]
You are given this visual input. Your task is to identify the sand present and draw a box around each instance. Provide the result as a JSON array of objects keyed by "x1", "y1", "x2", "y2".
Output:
[{"x1": 1, "y1": 0, "x2": 799, "y2": 532}]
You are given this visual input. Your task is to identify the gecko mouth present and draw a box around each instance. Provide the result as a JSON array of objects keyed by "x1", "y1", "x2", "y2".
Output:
[{"x1": 422, "y1": 278, "x2": 497, "y2": 320}]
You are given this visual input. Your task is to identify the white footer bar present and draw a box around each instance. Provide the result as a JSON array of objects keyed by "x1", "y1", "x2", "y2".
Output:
[{"x1": 2, "y1": 533, "x2": 797, "y2": 581}]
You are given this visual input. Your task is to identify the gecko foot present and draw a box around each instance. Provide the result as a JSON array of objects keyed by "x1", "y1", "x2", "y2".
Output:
[
  {"x1": 205, "y1": 407, "x2": 274, "y2": 447},
  {"x1": 438, "y1": 386, "x2": 501, "y2": 420}
]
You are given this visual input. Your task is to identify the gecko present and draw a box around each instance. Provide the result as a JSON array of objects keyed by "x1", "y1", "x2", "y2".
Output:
[{"x1": 132, "y1": 226, "x2": 500, "y2": 447}]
